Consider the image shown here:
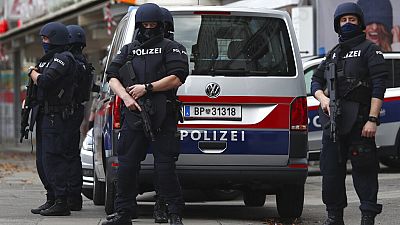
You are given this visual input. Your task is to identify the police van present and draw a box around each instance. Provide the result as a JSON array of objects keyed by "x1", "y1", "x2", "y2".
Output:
[
  {"x1": 304, "y1": 53, "x2": 400, "y2": 167},
  {"x1": 92, "y1": 6, "x2": 308, "y2": 218}
]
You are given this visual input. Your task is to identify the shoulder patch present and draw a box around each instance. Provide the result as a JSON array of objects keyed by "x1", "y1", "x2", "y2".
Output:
[{"x1": 54, "y1": 57, "x2": 65, "y2": 66}]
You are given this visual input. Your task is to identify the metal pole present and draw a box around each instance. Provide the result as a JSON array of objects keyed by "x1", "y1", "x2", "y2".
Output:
[{"x1": 13, "y1": 50, "x2": 21, "y2": 146}]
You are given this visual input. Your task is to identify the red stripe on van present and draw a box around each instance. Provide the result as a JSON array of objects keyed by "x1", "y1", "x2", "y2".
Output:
[
  {"x1": 308, "y1": 105, "x2": 319, "y2": 111},
  {"x1": 178, "y1": 104, "x2": 289, "y2": 129},
  {"x1": 384, "y1": 96, "x2": 400, "y2": 102},
  {"x1": 178, "y1": 96, "x2": 295, "y2": 104}
]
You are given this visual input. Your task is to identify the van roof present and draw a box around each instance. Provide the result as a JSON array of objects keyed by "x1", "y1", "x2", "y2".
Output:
[{"x1": 128, "y1": 5, "x2": 290, "y2": 18}]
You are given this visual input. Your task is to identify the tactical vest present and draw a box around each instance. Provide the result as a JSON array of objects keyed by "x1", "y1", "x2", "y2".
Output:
[
  {"x1": 125, "y1": 38, "x2": 175, "y2": 100},
  {"x1": 326, "y1": 39, "x2": 374, "y2": 105},
  {"x1": 37, "y1": 51, "x2": 77, "y2": 107},
  {"x1": 74, "y1": 55, "x2": 94, "y2": 103}
]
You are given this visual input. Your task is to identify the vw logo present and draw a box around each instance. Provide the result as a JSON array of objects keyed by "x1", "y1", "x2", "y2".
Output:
[{"x1": 205, "y1": 82, "x2": 221, "y2": 98}]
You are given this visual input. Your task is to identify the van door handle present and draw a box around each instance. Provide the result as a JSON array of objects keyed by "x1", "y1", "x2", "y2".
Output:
[{"x1": 198, "y1": 141, "x2": 227, "y2": 154}]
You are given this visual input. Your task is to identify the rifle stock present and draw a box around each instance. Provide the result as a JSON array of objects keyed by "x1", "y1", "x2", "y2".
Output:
[{"x1": 20, "y1": 73, "x2": 34, "y2": 143}]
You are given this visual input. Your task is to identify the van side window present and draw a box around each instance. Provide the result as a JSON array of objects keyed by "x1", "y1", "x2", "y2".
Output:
[
  {"x1": 304, "y1": 65, "x2": 318, "y2": 95},
  {"x1": 386, "y1": 59, "x2": 400, "y2": 88},
  {"x1": 102, "y1": 17, "x2": 129, "y2": 83}
]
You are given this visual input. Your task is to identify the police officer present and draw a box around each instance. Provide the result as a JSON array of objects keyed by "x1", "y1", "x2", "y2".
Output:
[
  {"x1": 311, "y1": 2, "x2": 387, "y2": 225},
  {"x1": 102, "y1": 3, "x2": 188, "y2": 225},
  {"x1": 65, "y1": 24, "x2": 91, "y2": 211},
  {"x1": 150, "y1": 7, "x2": 188, "y2": 224},
  {"x1": 29, "y1": 22, "x2": 77, "y2": 216}
]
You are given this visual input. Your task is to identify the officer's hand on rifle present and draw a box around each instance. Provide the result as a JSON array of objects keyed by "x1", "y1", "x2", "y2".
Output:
[
  {"x1": 362, "y1": 121, "x2": 377, "y2": 138},
  {"x1": 122, "y1": 92, "x2": 141, "y2": 112},
  {"x1": 315, "y1": 90, "x2": 331, "y2": 115},
  {"x1": 28, "y1": 66, "x2": 37, "y2": 74},
  {"x1": 128, "y1": 84, "x2": 147, "y2": 100},
  {"x1": 29, "y1": 69, "x2": 40, "y2": 84}
]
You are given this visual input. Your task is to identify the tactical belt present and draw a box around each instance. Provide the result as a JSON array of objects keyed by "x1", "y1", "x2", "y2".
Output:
[{"x1": 40, "y1": 103, "x2": 78, "y2": 114}]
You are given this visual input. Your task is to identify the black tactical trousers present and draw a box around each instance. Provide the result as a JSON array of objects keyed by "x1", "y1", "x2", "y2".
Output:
[
  {"x1": 35, "y1": 114, "x2": 54, "y2": 200},
  {"x1": 320, "y1": 122, "x2": 382, "y2": 216},
  {"x1": 114, "y1": 114, "x2": 184, "y2": 216},
  {"x1": 67, "y1": 104, "x2": 84, "y2": 199},
  {"x1": 38, "y1": 113, "x2": 73, "y2": 199}
]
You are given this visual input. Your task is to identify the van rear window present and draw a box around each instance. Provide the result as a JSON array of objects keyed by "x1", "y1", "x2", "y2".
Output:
[{"x1": 174, "y1": 15, "x2": 296, "y2": 77}]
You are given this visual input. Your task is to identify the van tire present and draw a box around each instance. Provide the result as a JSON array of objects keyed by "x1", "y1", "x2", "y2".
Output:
[
  {"x1": 276, "y1": 184, "x2": 304, "y2": 218},
  {"x1": 105, "y1": 175, "x2": 116, "y2": 215},
  {"x1": 93, "y1": 170, "x2": 105, "y2": 205},
  {"x1": 243, "y1": 191, "x2": 266, "y2": 207},
  {"x1": 379, "y1": 156, "x2": 400, "y2": 169},
  {"x1": 82, "y1": 188, "x2": 93, "y2": 200}
]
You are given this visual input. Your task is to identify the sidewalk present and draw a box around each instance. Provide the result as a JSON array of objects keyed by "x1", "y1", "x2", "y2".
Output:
[{"x1": 0, "y1": 142, "x2": 35, "y2": 153}]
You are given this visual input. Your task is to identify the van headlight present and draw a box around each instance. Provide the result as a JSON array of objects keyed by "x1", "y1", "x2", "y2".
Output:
[{"x1": 82, "y1": 135, "x2": 93, "y2": 151}]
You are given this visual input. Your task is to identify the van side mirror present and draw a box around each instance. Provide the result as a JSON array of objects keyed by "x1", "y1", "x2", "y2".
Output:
[{"x1": 101, "y1": 82, "x2": 110, "y2": 93}]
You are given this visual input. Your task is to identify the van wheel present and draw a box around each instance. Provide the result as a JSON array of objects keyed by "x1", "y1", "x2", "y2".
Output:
[
  {"x1": 93, "y1": 170, "x2": 105, "y2": 205},
  {"x1": 105, "y1": 175, "x2": 116, "y2": 215},
  {"x1": 379, "y1": 156, "x2": 400, "y2": 169},
  {"x1": 243, "y1": 191, "x2": 266, "y2": 207},
  {"x1": 276, "y1": 184, "x2": 304, "y2": 218}
]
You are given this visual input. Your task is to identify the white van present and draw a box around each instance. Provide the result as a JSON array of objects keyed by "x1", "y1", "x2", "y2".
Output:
[
  {"x1": 304, "y1": 53, "x2": 400, "y2": 168},
  {"x1": 94, "y1": 6, "x2": 308, "y2": 218}
]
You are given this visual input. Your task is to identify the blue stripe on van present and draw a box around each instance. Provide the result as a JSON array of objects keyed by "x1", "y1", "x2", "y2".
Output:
[
  {"x1": 177, "y1": 130, "x2": 289, "y2": 155},
  {"x1": 380, "y1": 100, "x2": 400, "y2": 123},
  {"x1": 307, "y1": 98, "x2": 400, "y2": 132}
]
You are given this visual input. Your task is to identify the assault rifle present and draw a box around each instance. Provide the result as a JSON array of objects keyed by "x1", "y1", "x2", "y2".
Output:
[
  {"x1": 326, "y1": 62, "x2": 341, "y2": 143},
  {"x1": 20, "y1": 68, "x2": 35, "y2": 143},
  {"x1": 120, "y1": 60, "x2": 156, "y2": 141}
]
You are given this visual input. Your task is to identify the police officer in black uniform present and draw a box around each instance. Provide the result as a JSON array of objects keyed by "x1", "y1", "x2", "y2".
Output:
[
  {"x1": 151, "y1": 7, "x2": 188, "y2": 224},
  {"x1": 29, "y1": 22, "x2": 77, "y2": 216},
  {"x1": 66, "y1": 24, "x2": 92, "y2": 211},
  {"x1": 102, "y1": 3, "x2": 187, "y2": 225},
  {"x1": 311, "y1": 2, "x2": 387, "y2": 225}
]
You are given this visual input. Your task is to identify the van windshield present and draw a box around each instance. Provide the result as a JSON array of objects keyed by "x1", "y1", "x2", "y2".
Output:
[{"x1": 174, "y1": 14, "x2": 296, "y2": 76}]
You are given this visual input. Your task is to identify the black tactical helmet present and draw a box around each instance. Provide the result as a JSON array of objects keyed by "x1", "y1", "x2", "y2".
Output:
[
  {"x1": 160, "y1": 7, "x2": 174, "y2": 32},
  {"x1": 67, "y1": 25, "x2": 86, "y2": 46},
  {"x1": 134, "y1": 3, "x2": 164, "y2": 30},
  {"x1": 334, "y1": 2, "x2": 366, "y2": 33},
  {"x1": 39, "y1": 22, "x2": 69, "y2": 45}
]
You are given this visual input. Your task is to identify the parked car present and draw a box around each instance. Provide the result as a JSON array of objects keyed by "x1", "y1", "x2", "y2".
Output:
[
  {"x1": 80, "y1": 128, "x2": 94, "y2": 200},
  {"x1": 92, "y1": 6, "x2": 308, "y2": 218},
  {"x1": 304, "y1": 53, "x2": 400, "y2": 167}
]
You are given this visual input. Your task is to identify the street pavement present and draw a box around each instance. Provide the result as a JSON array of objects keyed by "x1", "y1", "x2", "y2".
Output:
[{"x1": 0, "y1": 146, "x2": 399, "y2": 225}]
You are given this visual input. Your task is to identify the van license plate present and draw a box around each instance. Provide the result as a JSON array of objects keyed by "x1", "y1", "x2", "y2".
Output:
[{"x1": 184, "y1": 105, "x2": 242, "y2": 120}]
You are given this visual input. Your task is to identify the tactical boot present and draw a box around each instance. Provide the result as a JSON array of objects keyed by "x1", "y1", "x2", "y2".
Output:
[
  {"x1": 169, "y1": 214, "x2": 183, "y2": 225},
  {"x1": 106, "y1": 211, "x2": 138, "y2": 220},
  {"x1": 40, "y1": 199, "x2": 71, "y2": 216},
  {"x1": 153, "y1": 198, "x2": 168, "y2": 223},
  {"x1": 322, "y1": 217, "x2": 345, "y2": 225},
  {"x1": 67, "y1": 195, "x2": 82, "y2": 211},
  {"x1": 361, "y1": 215, "x2": 375, "y2": 225},
  {"x1": 323, "y1": 210, "x2": 344, "y2": 225},
  {"x1": 31, "y1": 199, "x2": 54, "y2": 214},
  {"x1": 102, "y1": 212, "x2": 132, "y2": 225}
]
